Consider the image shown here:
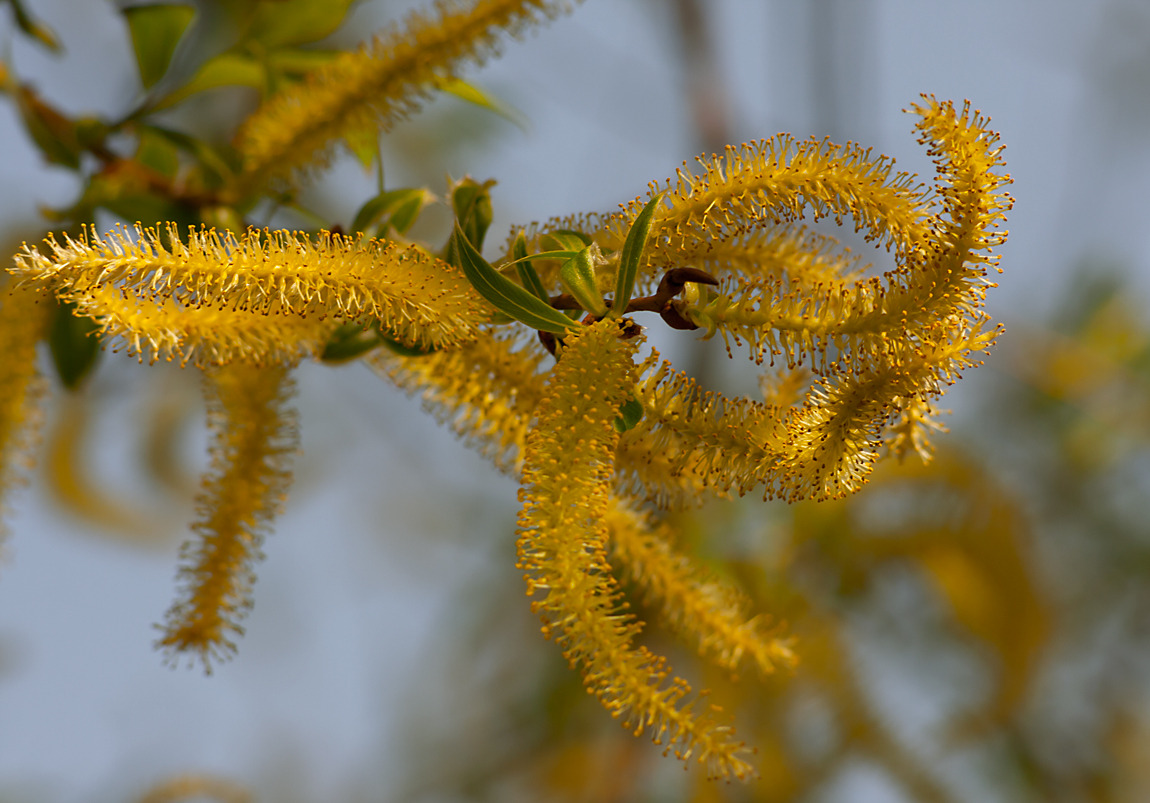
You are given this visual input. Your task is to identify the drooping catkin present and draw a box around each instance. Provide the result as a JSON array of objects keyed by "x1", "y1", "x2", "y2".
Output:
[
  {"x1": 0, "y1": 284, "x2": 49, "y2": 542},
  {"x1": 157, "y1": 363, "x2": 298, "y2": 672},
  {"x1": 516, "y1": 320, "x2": 755, "y2": 779}
]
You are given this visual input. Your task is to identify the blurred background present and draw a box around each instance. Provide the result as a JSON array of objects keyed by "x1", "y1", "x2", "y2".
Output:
[{"x1": 1, "y1": 0, "x2": 1149, "y2": 801}]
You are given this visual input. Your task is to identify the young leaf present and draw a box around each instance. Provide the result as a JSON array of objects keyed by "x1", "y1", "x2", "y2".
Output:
[
  {"x1": 247, "y1": 0, "x2": 356, "y2": 49},
  {"x1": 453, "y1": 223, "x2": 576, "y2": 335},
  {"x1": 443, "y1": 177, "x2": 495, "y2": 268},
  {"x1": 153, "y1": 53, "x2": 265, "y2": 111},
  {"x1": 138, "y1": 123, "x2": 238, "y2": 185},
  {"x1": 511, "y1": 230, "x2": 550, "y2": 303},
  {"x1": 135, "y1": 126, "x2": 181, "y2": 177},
  {"x1": 6, "y1": 0, "x2": 60, "y2": 51},
  {"x1": 320, "y1": 322, "x2": 381, "y2": 363},
  {"x1": 14, "y1": 86, "x2": 81, "y2": 169},
  {"x1": 124, "y1": 4, "x2": 196, "y2": 89},
  {"x1": 613, "y1": 396, "x2": 644, "y2": 433},
  {"x1": 542, "y1": 230, "x2": 590, "y2": 252},
  {"x1": 451, "y1": 177, "x2": 495, "y2": 251},
  {"x1": 614, "y1": 193, "x2": 663, "y2": 317},
  {"x1": 559, "y1": 247, "x2": 607, "y2": 318},
  {"x1": 439, "y1": 78, "x2": 527, "y2": 130},
  {"x1": 351, "y1": 188, "x2": 432, "y2": 237},
  {"x1": 49, "y1": 300, "x2": 101, "y2": 390}
]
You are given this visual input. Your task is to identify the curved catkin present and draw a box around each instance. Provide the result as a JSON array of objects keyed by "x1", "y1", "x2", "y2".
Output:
[
  {"x1": 556, "y1": 135, "x2": 931, "y2": 294},
  {"x1": 157, "y1": 363, "x2": 298, "y2": 672},
  {"x1": 605, "y1": 498, "x2": 796, "y2": 678},
  {"x1": 234, "y1": 0, "x2": 579, "y2": 192},
  {"x1": 516, "y1": 320, "x2": 754, "y2": 779},
  {"x1": 13, "y1": 225, "x2": 489, "y2": 360},
  {"x1": 368, "y1": 326, "x2": 549, "y2": 474},
  {"x1": 0, "y1": 284, "x2": 49, "y2": 540},
  {"x1": 76, "y1": 286, "x2": 341, "y2": 367}
]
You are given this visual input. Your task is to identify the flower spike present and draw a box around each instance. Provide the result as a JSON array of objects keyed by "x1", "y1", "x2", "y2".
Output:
[{"x1": 517, "y1": 319, "x2": 754, "y2": 779}]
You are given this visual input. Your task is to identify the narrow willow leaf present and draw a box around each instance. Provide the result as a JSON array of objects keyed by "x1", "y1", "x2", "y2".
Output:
[
  {"x1": 319, "y1": 322, "x2": 381, "y2": 363},
  {"x1": 138, "y1": 123, "x2": 237, "y2": 183},
  {"x1": 614, "y1": 193, "x2": 662, "y2": 316},
  {"x1": 542, "y1": 230, "x2": 590, "y2": 252},
  {"x1": 247, "y1": 0, "x2": 356, "y2": 48},
  {"x1": 48, "y1": 300, "x2": 101, "y2": 390},
  {"x1": 124, "y1": 4, "x2": 196, "y2": 89},
  {"x1": 439, "y1": 77, "x2": 527, "y2": 129},
  {"x1": 351, "y1": 188, "x2": 432, "y2": 237},
  {"x1": 266, "y1": 48, "x2": 341, "y2": 75},
  {"x1": 376, "y1": 333, "x2": 436, "y2": 357},
  {"x1": 613, "y1": 396, "x2": 643, "y2": 433},
  {"x1": 14, "y1": 86, "x2": 81, "y2": 169},
  {"x1": 135, "y1": 126, "x2": 181, "y2": 177},
  {"x1": 453, "y1": 223, "x2": 576, "y2": 335},
  {"x1": 451, "y1": 177, "x2": 495, "y2": 251},
  {"x1": 154, "y1": 53, "x2": 265, "y2": 111},
  {"x1": 559, "y1": 247, "x2": 607, "y2": 317},
  {"x1": 7, "y1": 0, "x2": 60, "y2": 51},
  {"x1": 511, "y1": 230, "x2": 550, "y2": 303},
  {"x1": 443, "y1": 177, "x2": 495, "y2": 268}
]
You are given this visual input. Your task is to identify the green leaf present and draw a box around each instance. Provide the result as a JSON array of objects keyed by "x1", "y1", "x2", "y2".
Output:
[
  {"x1": 351, "y1": 188, "x2": 433, "y2": 237},
  {"x1": 377, "y1": 332, "x2": 437, "y2": 357},
  {"x1": 138, "y1": 124, "x2": 238, "y2": 185},
  {"x1": 559, "y1": 247, "x2": 607, "y2": 318},
  {"x1": 320, "y1": 322, "x2": 380, "y2": 363},
  {"x1": 451, "y1": 177, "x2": 495, "y2": 250},
  {"x1": 343, "y1": 124, "x2": 379, "y2": 170},
  {"x1": 135, "y1": 126, "x2": 181, "y2": 177},
  {"x1": 542, "y1": 230, "x2": 591, "y2": 252},
  {"x1": 266, "y1": 48, "x2": 340, "y2": 76},
  {"x1": 6, "y1": 0, "x2": 61, "y2": 51},
  {"x1": 124, "y1": 4, "x2": 196, "y2": 89},
  {"x1": 248, "y1": 0, "x2": 356, "y2": 48},
  {"x1": 15, "y1": 86, "x2": 81, "y2": 169},
  {"x1": 154, "y1": 52, "x2": 264, "y2": 110},
  {"x1": 453, "y1": 223, "x2": 577, "y2": 335},
  {"x1": 614, "y1": 193, "x2": 663, "y2": 317},
  {"x1": 613, "y1": 397, "x2": 644, "y2": 433},
  {"x1": 439, "y1": 78, "x2": 527, "y2": 130},
  {"x1": 49, "y1": 300, "x2": 101, "y2": 390},
  {"x1": 511, "y1": 230, "x2": 550, "y2": 303},
  {"x1": 443, "y1": 177, "x2": 495, "y2": 268}
]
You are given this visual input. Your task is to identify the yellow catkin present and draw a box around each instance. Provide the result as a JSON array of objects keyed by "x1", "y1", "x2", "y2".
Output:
[
  {"x1": 13, "y1": 225, "x2": 489, "y2": 360},
  {"x1": 371, "y1": 329, "x2": 724, "y2": 508},
  {"x1": 234, "y1": 0, "x2": 579, "y2": 191},
  {"x1": 77, "y1": 286, "x2": 341, "y2": 367},
  {"x1": 614, "y1": 323, "x2": 995, "y2": 505},
  {"x1": 0, "y1": 284, "x2": 49, "y2": 541},
  {"x1": 532, "y1": 135, "x2": 931, "y2": 300},
  {"x1": 617, "y1": 351, "x2": 784, "y2": 506},
  {"x1": 136, "y1": 774, "x2": 251, "y2": 803},
  {"x1": 157, "y1": 363, "x2": 298, "y2": 672},
  {"x1": 605, "y1": 498, "x2": 796, "y2": 678},
  {"x1": 678, "y1": 100, "x2": 1010, "y2": 377},
  {"x1": 517, "y1": 320, "x2": 754, "y2": 780},
  {"x1": 369, "y1": 326, "x2": 548, "y2": 474},
  {"x1": 768, "y1": 320, "x2": 999, "y2": 500}
]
